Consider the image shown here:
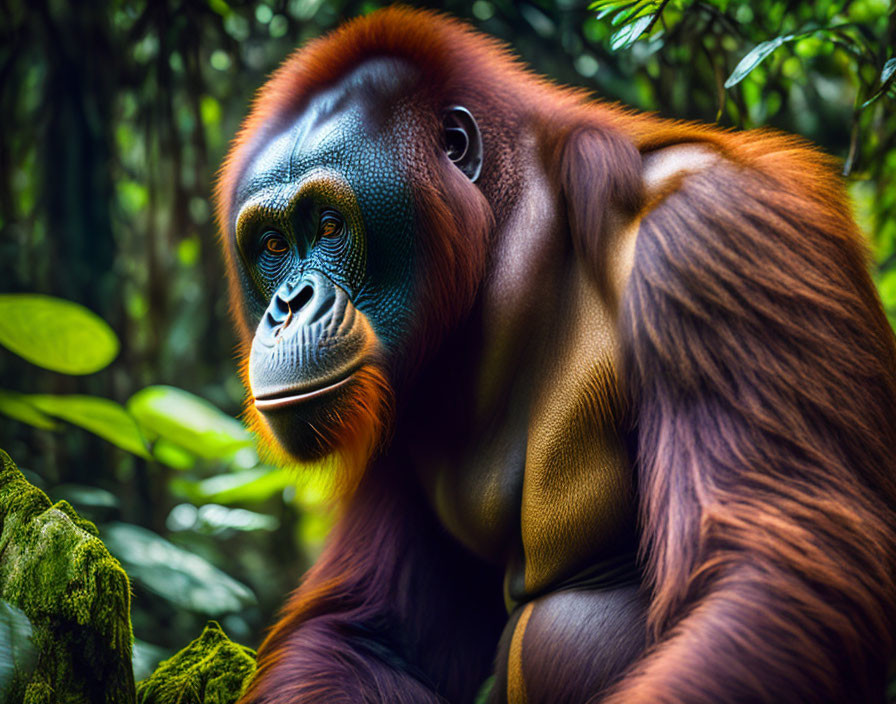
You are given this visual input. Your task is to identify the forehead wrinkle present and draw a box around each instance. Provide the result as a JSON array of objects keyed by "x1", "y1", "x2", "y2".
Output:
[
  {"x1": 236, "y1": 57, "x2": 417, "y2": 209},
  {"x1": 238, "y1": 104, "x2": 370, "y2": 207}
]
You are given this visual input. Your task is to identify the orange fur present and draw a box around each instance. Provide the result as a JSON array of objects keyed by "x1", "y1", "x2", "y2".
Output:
[
  {"x1": 216, "y1": 8, "x2": 896, "y2": 703},
  {"x1": 239, "y1": 349, "x2": 393, "y2": 499}
]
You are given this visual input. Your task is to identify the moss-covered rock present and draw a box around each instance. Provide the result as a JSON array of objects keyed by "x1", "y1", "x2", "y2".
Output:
[
  {"x1": 136, "y1": 621, "x2": 256, "y2": 704},
  {"x1": 0, "y1": 451, "x2": 256, "y2": 703},
  {"x1": 0, "y1": 449, "x2": 135, "y2": 704}
]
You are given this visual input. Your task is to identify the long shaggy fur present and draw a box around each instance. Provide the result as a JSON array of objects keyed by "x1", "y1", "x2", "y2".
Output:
[
  {"x1": 604, "y1": 138, "x2": 896, "y2": 703},
  {"x1": 238, "y1": 462, "x2": 506, "y2": 704},
  {"x1": 217, "y1": 7, "x2": 896, "y2": 703}
]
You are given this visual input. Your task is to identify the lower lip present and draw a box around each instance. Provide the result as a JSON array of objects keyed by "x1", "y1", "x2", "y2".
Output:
[{"x1": 253, "y1": 373, "x2": 356, "y2": 411}]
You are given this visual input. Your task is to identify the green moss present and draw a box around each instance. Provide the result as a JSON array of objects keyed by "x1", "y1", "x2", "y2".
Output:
[
  {"x1": 136, "y1": 621, "x2": 256, "y2": 704},
  {"x1": 0, "y1": 450, "x2": 135, "y2": 704},
  {"x1": 1, "y1": 450, "x2": 256, "y2": 703},
  {"x1": 22, "y1": 679, "x2": 53, "y2": 704}
]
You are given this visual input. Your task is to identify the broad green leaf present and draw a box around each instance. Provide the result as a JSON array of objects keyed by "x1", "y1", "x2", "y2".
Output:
[
  {"x1": 725, "y1": 34, "x2": 798, "y2": 88},
  {"x1": 170, "y1": 466, "x2": 293, "y2": 504},
  {"x1": 25, "y1": 394, "x2": 151, "y2": 458},
  {"x1": 0, "y1": 294, "x2": 119, "y2": 374},
  {"x1": 28, "y1": 392, "x2": 220, "y2": 472},
  {"x1": 0, "y1": 389, "x2": 58, "y2": 430},
  {"x1": 102, "y1": 522, "x2": 256, "y2": 616},
  {"x1": 152, "y1": 437, "x2": 197, "y2": 470},
  {"x1": 610, "y1": 14, "x2": 654, "y2": 51},
  {"x1": 128, "y1": 386, "x2": 252, "y2": 460},
  {"x1": 0, "y1": 600, "x2": 37, "y2": 696}
]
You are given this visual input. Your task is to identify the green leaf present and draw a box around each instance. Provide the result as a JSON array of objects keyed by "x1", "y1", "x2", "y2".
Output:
[
  {"x1": 610, "y1": 3, "x2": 641, "y2": 25},
  {"x1": 590, "y1": 0, "x2": 635, "y2": 12},
  {"x1": 0, "y1": 389, "x2": 58, "y2": 430},
  {"x1": 474, "y1": 676, "x2": 495, "y2": 704},
  {"x1": 861, "y1": 57, "x2": 896, "y2": 109},
  {"x1": 725, "y1": 34, "x2": 798, "y2": 88},
  {"x1": 611, "y1": 0, "x2": 657, "y2": 26},
  {"x1": 591, "y1": 0, "x2": 659, "y2": 30},
  {"x1": 26, "y1": 394, "x2": 151, "y2": 458},
  {"x1": 595, "y1": 6, "x2": 618, "y2": 20},
  {"x1": 152, "y1": 437, "x2": 198, "y2": 470},
  {"x1": 128, "y1": 386, "x2": 252, "y2": 461},
  {"x1": 102, "y1": 522, "x2": 256, "y2": 616},
  {"x1": 0, "y1": 294, "x2": 119, "y2": 374},
  {"x1": 610, "y1": 13, "x2": 654, "y2": 51},
  {"x1": 170, "y1": 466, "x2": 293, "y2": 504},
  {"x1": 0, "y1": 600, "x2": 37, "y2": 696},
  {"x1": 882, "y1": 57, "x2": 896, "y2": 85}
]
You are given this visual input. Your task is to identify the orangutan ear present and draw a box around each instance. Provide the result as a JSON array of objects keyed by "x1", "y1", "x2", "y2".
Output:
[{"x1": 443, "y1": 106, "x2": 483, "y2": 183}]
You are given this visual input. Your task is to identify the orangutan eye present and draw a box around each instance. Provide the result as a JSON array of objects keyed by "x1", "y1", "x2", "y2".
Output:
[
  {"x1": 263, "y1": 231, "x2": 289, "y2": 255},
  {"x1": 318, "y1": 211, "x2": 343, "y2": 239}
]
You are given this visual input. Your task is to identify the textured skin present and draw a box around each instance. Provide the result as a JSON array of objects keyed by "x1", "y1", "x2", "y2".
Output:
[
  {"x1": 216, "y1": 9, "x2": 896, "y2": 704},
  {"x1": 232, "y1": 58, "x2": 416, "y2": 351}
]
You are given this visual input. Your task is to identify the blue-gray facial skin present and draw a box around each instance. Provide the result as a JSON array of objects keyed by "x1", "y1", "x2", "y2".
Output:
[
  {"x1": 231, "y1": 58, "x2": 422, "y2": 360},
  {"x1": 228, "y1": 59, "x2": 433, "y2": 460}
]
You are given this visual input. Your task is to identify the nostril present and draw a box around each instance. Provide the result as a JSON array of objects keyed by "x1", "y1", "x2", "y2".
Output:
[
  {"x1": 289, "y1": 284, "x2": 314, "y2": 313},
  {"x1": 271, "y1": 295, "x2": 290, "y2": 322}
]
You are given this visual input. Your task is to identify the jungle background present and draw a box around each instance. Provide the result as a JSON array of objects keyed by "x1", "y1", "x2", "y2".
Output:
[{"x1": 0, "y1": 0, "x2": 894, "y2": 680}]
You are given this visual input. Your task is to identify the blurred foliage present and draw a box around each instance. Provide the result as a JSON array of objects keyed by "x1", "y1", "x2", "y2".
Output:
[
  {"x1": 0, "y1": 601, "x2": 38, "y2": 699},
  {"x1": 0, "y1": 296, "x2": 328, "y2": 673},
  {"x1": 587, "y1": 0, "x2": 896, "y2": 294},
  {"x1": 0, "y1": 0, "x2": 893, "y2": 675}
]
